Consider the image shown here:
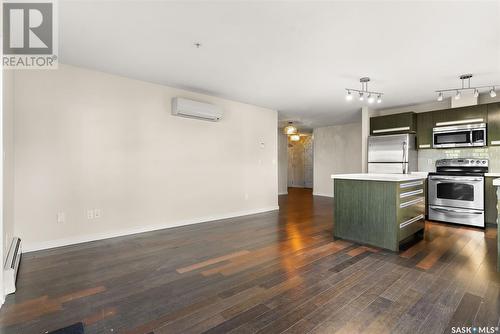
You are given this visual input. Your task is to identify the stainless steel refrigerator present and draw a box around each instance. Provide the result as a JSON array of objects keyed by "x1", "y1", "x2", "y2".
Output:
[{"x1": 367, "y1": 133, "x2": 417, "y2": 174}]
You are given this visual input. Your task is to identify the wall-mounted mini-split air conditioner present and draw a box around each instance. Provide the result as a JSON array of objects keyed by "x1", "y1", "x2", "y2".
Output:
[{"x1": 171, "y1": 97, "x2": 223, "y2": 121}]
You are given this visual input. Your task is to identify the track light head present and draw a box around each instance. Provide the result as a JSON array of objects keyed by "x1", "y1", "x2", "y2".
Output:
[
  {"x1": 345, "y1": 90, "x2": 353, "y2": 101},
  {"x1": 491, "y1": 87, "x2": 497, "y2": 98},
  {"x1": 455, "y1": 90, "x2": 461, "y2": 100},
  {"x1": 359, "y1": 92, "x2": 364, "y2": 101},
  {"x1": 473, "y1": 89, "x2": 479, "y2": 98},
  {"x1": 377, "y1": 95, "x2": 382, "y2": 104},
  {"x1": 437, "y1": 92, "x2": 443, "y2": 101},
  {"x1": 367, "y1": 94, "x2": 374, "y2": 104}
]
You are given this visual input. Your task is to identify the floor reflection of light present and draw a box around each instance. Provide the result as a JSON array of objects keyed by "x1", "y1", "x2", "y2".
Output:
[{"x1": 279, "y1": 219, "x2": 307, "y2": 276}]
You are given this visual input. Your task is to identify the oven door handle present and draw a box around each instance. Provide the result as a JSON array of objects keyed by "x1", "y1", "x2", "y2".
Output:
[
  {"x1": 431, "y1": 207, "x2": 482, "y2": 214},
  {"x1": 429, "y1": 176, "x2": 483, "y2": 182}
]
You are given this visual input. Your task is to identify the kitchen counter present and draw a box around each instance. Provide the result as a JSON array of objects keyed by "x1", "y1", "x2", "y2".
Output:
[
  {"x1": 493, "y1": 178, "x2": 500, "y2": 186},
  {"x1": 331, "y1": 173, "x2": 427, "y2": 182},
  {"x1": 486, "y1": 173, "x2": 500, "y2": 178}
]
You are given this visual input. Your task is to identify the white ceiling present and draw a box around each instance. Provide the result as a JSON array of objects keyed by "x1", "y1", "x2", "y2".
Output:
[{"x1": 59, "y1": 1, "x2": 500, "y2": 129}]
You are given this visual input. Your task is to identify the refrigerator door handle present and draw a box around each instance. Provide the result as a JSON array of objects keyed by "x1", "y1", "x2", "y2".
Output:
[{"x1": 402, "y1": 141, "x2": 407, "y2": 174}]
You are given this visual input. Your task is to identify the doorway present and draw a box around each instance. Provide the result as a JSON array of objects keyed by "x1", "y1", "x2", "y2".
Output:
[{"x1": 287, "y1": 134, "x2": 313, "y2": 189}]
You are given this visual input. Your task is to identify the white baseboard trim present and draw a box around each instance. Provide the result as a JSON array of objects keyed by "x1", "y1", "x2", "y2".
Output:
[
  {"x1": 312, "y1": 192, "x2": 334, "y2": 198},
  {"x1": 278, "y1": 191, "x2": 288, "y2": 195},
  {"x1": 23, "y1": 206, "x2": 280, "y2": 253}
]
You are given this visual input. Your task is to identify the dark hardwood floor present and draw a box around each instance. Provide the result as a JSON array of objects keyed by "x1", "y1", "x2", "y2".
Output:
[{"x1": 1, "y1": 188, "x2": 499, "y2": 333}]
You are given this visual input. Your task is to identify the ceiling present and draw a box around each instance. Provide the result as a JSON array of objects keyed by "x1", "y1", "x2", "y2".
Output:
[{"x1": 59, "y1": 1, "x2": 500, "y2": 130}]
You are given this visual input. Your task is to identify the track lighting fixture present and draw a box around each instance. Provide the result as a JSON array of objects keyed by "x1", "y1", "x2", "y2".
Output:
[
  {"x1": 345, "y1": 77, "x2": 384, "y2": 104},
  {"x1": 435, "y1": 74, "x2": 499, "y2": 101}
]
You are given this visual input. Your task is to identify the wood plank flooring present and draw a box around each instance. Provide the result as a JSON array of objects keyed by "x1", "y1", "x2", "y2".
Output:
[{"x1": 1, "y1": 188, "x2": 499, "y2": 333}]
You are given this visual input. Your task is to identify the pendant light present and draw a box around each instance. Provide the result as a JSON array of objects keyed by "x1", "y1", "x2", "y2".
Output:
[
  {"x1": 283, "y1": 122, "x2": 298, "y2": 135},
  {"x1": 289, "y1": 134, "x2": 301, "y2": 142}
]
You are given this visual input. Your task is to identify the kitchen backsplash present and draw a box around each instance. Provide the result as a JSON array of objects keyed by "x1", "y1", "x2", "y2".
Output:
[{"x1": 417, "y1": 147, "x2": 500, "y2": 172}]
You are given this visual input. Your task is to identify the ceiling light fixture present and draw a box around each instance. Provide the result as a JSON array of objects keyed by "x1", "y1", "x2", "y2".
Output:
[
  {"x1": 289, "y1": 134, "x2": 301, "y2": 142},
  {"x1": 345, "y1": 77, "x2": 384, "y2": 104},
  {"x1": 435, "y1": 74, "x2": 499, "y2": 101},
  {"x1": 283, "y1": 121, "x2": 298, "y2": 135}
]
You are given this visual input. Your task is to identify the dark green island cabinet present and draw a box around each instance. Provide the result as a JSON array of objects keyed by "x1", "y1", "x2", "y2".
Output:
[
  {"x1": 494, "y1": 179, "x2": 500, "y2": 271},
  {"x1": 332, "y1": 174, "x2": 426, "y2": 251}
]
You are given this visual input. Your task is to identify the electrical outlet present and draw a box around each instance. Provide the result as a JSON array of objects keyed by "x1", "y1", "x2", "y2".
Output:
[
  {"x1": 94, "y1": 209, "x2": 101, "y2": 219},
  {"x1": 87, "y1": 210, "x2": 94, "y2": 219},
  {"x1": 57, "y1": 212, "x2": 65, "y2": 224}
]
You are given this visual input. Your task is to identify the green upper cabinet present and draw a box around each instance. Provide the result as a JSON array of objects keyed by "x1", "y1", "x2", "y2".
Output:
[
  {"x1": 370, "y1": 112, "x2": 416, "y2": 136},
  {"x1": 432, "y1": 105, "x2": 487, "y2": 127},
  {"x1": 416, "y1": 112, "x2": 433, "y2": 149},
  {"x1": 487, "y1": 103, "x2": 500, "y2": 146}
]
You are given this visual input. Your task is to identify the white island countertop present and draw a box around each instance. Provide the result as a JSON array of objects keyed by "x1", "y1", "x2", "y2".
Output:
[
  {"x1": 331, "y1": 173, "x2": 428, "y2": 182},
  {"x1": 493, "y1": 178, "x2": 500, "y2": 186}
]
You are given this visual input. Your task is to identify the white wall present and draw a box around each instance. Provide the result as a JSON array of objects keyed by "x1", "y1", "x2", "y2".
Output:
[
  {"x1": 3, "y1": 71, "x2": 14, "y2": 258},
  {"x1": 313, "y1": 123, "x2": 362, "y2": 197},
  {"x1": 277, "y1": 133, "x2": 288, "y2": 194},
  {"x1": 13, "y1": 65, "x2": 278, "y2": 251}
]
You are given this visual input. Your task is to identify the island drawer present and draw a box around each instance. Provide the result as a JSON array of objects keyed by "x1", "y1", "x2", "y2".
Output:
[
  {"x1": 397, "y1": 198, "x2": 425, "y2": 223},
  {"x1": 398, "y1": 180, "x2": 424, "y2": 191},
  {"x1": 399, "y1": 214, "x2": 425, "y2": 241},
  {"x1": 397, "y1": 181, "x2": 424, "y2": 203}
]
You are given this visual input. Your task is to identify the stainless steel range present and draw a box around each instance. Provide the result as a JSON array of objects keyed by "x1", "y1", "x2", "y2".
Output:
[{"x1": 428, "y1": 158, "x2": 488, "y2": 228}]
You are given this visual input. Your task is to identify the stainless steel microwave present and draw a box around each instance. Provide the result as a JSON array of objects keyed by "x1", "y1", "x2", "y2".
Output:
[{"x1": 433, "y1": 123, "x2": 486, "y2": 148}]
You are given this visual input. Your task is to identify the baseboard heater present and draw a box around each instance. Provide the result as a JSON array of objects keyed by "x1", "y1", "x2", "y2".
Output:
[{"x1": 4, "y1": 237, "x2": 21, "y2": 295}]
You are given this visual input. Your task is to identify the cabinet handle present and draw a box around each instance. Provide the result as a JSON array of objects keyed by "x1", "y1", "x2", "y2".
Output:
[
  {"x1": 400, "y1": 214, "x2": 424, "y2": 228},
  {"x1": 435, "y1": 118, "x2": 484, "y2": 126},
  {"x1": 372, "y1": 126, "x2": 410, "y2": 134},
  {"x1": 400, "y1": 197, "x2": 424, "y2": 208},
  {"x1": 400, "y1": 189, "x2": 423, "y2": 198},
  {"x1": 400, "y1": 180, "x2": 423, "y2": 188}
]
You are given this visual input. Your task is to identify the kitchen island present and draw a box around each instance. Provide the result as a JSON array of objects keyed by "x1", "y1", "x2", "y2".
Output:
[{"x1": 332, "y1": 173, "x2": 427, "y2": 251}]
